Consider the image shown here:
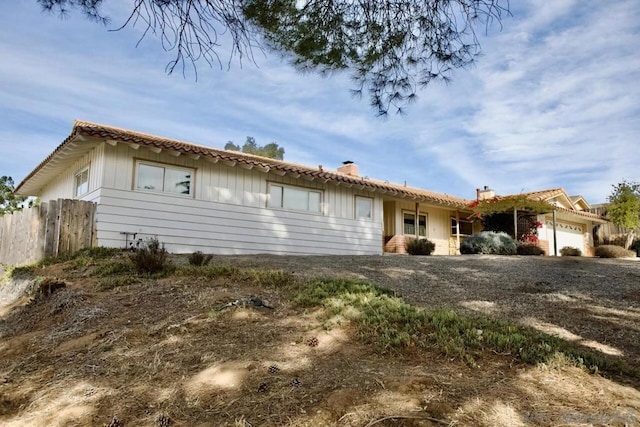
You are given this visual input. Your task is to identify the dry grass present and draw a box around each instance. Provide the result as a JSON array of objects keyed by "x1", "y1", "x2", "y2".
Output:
[
  {"x1": 595, "y1": 245, "x2": 637, "y2": 258},
  {"x1": 0, "y1": 253, "x2": 639, "y2": 426}
]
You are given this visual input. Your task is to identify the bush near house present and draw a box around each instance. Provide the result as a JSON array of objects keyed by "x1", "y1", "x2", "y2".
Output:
[
  {"x1": 130, "y1": 238, "x2": 171, "y2": 274},
  {"x1": 460, "y1": 231, "x2": 517, "y2": 255},
  {"x1": 405, "y1": 238, "x2": 436, "y2": 255},
  {"x1": 188, "y1": 251, "x2": 213, "y2": 266},
  {"x1": 560, "y1": 246, "x2": 582, "y2": 257},
  {"x1": 517, "y1": 243, "x2": 545, "y2": 256},
  {"x1": 594, "y1": 245, "x2": 636, "y2": 258}
]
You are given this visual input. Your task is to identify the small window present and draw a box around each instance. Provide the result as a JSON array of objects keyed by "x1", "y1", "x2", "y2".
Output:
[
  {"x1": 355, "y1": 196, "x2": 373, "y2": 220},
  {"x1": 451, "y1": 218, "x2": 473, "y2": 236},
  {"x1": 136, "y1": 161, "x2": 193, "y2": 196},
  {"x1": 75, "y1": 168, "x2": 89, "y2": 197},
  {"x1": 403, "y1": 212, "x2": 427, "y2": 237},
  {"x1": 268, "y1": 183, "x2": 322, "y2": 213}
]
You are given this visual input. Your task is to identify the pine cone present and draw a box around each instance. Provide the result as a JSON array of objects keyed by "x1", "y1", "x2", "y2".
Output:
[
  {"x1": 268, "y1": 365, "x2": 280, "y2": 374},
  {"x1": 105, "y1": 416, "x2": 124, "y2": 427},
  {"x1": 290, "y1": 378, "x2": 302, "y2": 387},
  {"x1": 257, "y1": 382, "x2": 269, "y2": 393},
  {"x1": 306, "y1": 337, "x2": 319, "y2": 347},
  {"x1": 156, "y1": 414, "x2": 171, "y2": 427}
]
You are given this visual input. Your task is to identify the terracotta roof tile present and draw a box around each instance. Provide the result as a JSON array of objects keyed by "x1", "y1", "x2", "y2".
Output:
[
  {"x1": 18, "y1": 120, "x2": 472, "y2": 209},
  {"x1": 496, "y1": 188, "x2": 606, "y2": 221}
]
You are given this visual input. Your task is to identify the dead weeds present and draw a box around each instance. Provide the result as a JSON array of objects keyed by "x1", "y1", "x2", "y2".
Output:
[{"x1": 0, "y1": 254, "x2": 639, "y2": 426}]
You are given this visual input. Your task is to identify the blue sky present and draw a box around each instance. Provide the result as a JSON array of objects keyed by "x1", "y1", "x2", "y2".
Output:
[{"x1": 1, "y1": 0, "x2": 638, "y2": 203}]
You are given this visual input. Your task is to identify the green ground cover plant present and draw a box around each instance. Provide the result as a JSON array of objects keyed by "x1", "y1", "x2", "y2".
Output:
[{"x1": 291, "y1": 277, "x2": 635, "y2": 378}]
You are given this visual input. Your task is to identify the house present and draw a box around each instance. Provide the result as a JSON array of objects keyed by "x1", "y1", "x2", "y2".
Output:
[
  {"x1": 15, "y1": 120, "x2": 478, "y2": 256},
  {"x1": 475, "y1": 187, "x2": 608, "y2": 256}
]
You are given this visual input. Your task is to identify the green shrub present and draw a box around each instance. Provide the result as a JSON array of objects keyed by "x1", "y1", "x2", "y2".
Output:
[
  {"x1": 405, "y1": 238, "x2": 436, "y2": 255},
  {"x1": 129, "y1": 238, "x2": 170, "y2": 274},
  {"x1": 594, "y1": 245, "x2": 636, "y2": 258},
  {"x1": 460, "y1": 231, "x2": 517, "y2": 255},
  {"x1": 188, "y1": 251, "x2": 213, "y2": 266},
  {"x1": 560, "y1": 246, "x2": 582, "y2": 256},
  {"x1": 517, "y1": 243, "x2": 545, "y2": 256}
]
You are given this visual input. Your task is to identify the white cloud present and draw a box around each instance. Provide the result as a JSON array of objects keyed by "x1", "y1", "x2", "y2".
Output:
[
  {"x1": 0, "y1": 0, "x2": 638, "y2": 203},
  {"x1": 418, "y1": 0, "x2": 640, "y2": 201}
]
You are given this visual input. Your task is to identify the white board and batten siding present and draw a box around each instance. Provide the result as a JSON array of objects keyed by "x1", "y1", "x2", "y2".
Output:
[
  {"x1": 39, "y1": 143, "x2": 106, "y2": 204},
  {"x1": 95, "y1": 143, "x2": 383, "y2": 255}
]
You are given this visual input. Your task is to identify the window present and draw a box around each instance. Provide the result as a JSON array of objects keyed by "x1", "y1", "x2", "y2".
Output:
[
  {"x1": 75, "y1": 168, "x2": 89, "y2": 197},
  {"x1": 136, "y1": 161, "x2": 193, "y2": 196},
  {"x1": 355, "y1": 196, "x2": 373, "y2": 220},
  {"x1": 451, "y1": 218, "x2": 473, "y2": 236},
  {"x1": 403, "y1": 212, "x2": 427, "y2": 237},
  {"x1": 268, "y1": 183, "x2": 322, "y2": 213}
]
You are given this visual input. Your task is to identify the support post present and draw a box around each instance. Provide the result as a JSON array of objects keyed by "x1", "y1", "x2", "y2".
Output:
[
  {"x1": 513, "y1": 208, "x2": 518, "y2": 240},
  {"x1": 415, "y1": 202, "x2": 420, "y2": 239},
  {"x1": 552, "y1": 209, "x2": 558, "y2": 256},
  {"x1": 455, "y1": 211, "x2": 461, "y2": 254}
]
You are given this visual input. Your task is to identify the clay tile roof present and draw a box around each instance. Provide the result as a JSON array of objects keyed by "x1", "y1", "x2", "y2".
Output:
[
  {"x1": 17, "y1": 120, "x2": 472, "y2": 209},
  {"x1": 499, "y1": 187, "x2": 605, "y2": 221},
  {"x1": 513, "y1": 188, "x2": 566, "y2": 201}
]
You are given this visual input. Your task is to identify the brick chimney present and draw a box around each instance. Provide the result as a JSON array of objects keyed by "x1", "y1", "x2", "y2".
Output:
[
  {"x1": 476, "y1": 186, "x2": 495, "y2": 200},
  {"x1": 337, "y1": 160, "x2": 359, "y2": 177}
]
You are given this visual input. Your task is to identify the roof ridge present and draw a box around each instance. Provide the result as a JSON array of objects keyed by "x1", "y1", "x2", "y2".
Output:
[
  {"x1": 73, "y1": 120, "x2": 345, "y2": 175},
  {"x1": 71, "y1": 120, "x2": 471, "y2": 206}
]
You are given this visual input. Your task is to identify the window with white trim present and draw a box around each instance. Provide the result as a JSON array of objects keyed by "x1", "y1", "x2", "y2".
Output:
[
  {"x1": 355, "y1": 196, "x2": 373, "y2": 220},
  {"x1": 135, "y1": 161, "x2": 193, "y2": 196},
  {"x1": 74, "y1": 168, "x2": 89, "y2": 197},
  {"x1": 268, "y1": 183, "x2": 322, "y2": 213},
  {"x1": 451, "y1": 217, "x2": 473, "y2": 236},
  {"x1": 403, "y1": 211, "x2": 427, "y2": 237}
]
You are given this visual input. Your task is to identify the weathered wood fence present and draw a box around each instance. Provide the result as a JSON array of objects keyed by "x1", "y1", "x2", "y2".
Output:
[
  {"x1": 0, "y1": 199, "x2": 96, "y2": 266},
  {"x1": 590, "y1": 206, "x2": 639, "y2": 246}
]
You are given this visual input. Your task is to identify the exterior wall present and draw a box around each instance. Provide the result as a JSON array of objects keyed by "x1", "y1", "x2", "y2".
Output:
[
  {"x1": 548, "y1": 195, "x2": 574, "y2": 210},
  {"x1": 101, "y1": 143, "x2": 380, "y2": 219},
  {"x1": 382, "y1": 200, "x2": 456, "y2": 255},
  {"x1": 40, "y1": 143, "x2": 105, "y2": 204},
  {"x1": 92, "y1": 143, "x2": 383, "y2": 255},
  {"x1": 94, "y1": 188, "x2": 382, "y2": 255}
]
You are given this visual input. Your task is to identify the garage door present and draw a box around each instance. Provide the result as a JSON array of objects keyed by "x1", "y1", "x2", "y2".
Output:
[{"x1": 545, "y1": 221, "x2": 584, "y2": 255}]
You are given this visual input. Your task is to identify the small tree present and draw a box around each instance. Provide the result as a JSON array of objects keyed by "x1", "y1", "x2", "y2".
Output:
[
  {"x1": 607, "y1": 181, "x2": 640, "y2": 249},
  {"x1": 0, "y1": 176, "x2": 26, "y2": 216},
  {"x1": 225, "y1": 136, "x2": 285, "y2": 160}
]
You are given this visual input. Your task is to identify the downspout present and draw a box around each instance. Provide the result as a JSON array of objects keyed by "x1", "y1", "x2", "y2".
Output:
[{"x1": 552, "y1": 209, "x2": 558, "y2": 256}]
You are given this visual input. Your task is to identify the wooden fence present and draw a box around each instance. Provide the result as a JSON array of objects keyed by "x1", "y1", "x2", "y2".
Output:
[
  {"x1": 590, "y1": 206, "x2": 639, "y2": 246},
  {"x1": 0, "y1": 199, "x2": 96, "y2": 266}
]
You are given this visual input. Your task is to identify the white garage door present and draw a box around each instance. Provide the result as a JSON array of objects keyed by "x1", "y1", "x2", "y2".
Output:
[{"x1": 546, "y1": 221, "x2": 584, "y2": 255}]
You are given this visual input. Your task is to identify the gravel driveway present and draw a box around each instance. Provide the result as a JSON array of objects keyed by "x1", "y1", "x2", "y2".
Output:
[{"x1": 202, "y1": 254, "x2": 640, "y2": 366}]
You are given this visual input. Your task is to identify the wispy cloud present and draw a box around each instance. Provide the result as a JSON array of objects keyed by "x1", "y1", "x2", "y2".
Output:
[
  {"x1": 0, "y1": 0, "x2": 638, "y2": 202},
  {"x1": 418, "y1": 0, "x2": 640, "y2": 200}
]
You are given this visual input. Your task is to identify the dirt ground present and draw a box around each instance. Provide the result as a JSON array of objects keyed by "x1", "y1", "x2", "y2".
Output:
[{"x1": 1, "y1": 254, "x2": 639, "y2": 426}]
